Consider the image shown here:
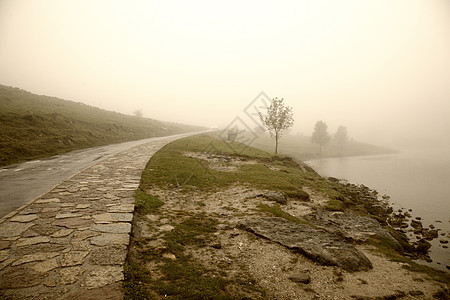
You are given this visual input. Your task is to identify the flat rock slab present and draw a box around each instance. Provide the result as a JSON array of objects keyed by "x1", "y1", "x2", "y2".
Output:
[
  {"x1": 93, "y1": 213, "x2": 133, "y2": 223},
  {"x1": 107, "y1": 204, "x2": 135, "y2": 213},
  {"x1": 12, "y1": 252, "x2": 59, "y2": 266},
  {"x1": 0, "y1": 222, "x2": 34, "y2": 237},
  {"x1": 61, "y1": 251, "x2": 89, "y2": 267},
  {"x1": 53, "y1": 218, "x2": 92, "y2": 229},
  {"x1": 32, "y1": 258, "x2": 59, "y2": 273},
  {"x1": 55, "y1": 213, "x2": 83, "y2": 219},
  {"x1": 0, "y1": 265, "x2": 45, "y2": 289},
  {"x1": 289, "y1": 273, "x2": 311, "y2": 284},
  {"x1": 35, "y1": 198, "x2": 60, "y2": 204},
  {"x1": 51, "y1": 229, "x2": 74, "y2": 238},
  {"x1": 91, "y1": 223, "x2": 132, "y2": 234},
  {"x1": 90, "y1": 245, "x2": 127, "y2": 266},
  {"x1": 0, "y1": 241, "x2": 11, "y2": 250},
  {"x1": 16, "y1": 236, "x2": 50, "y2": 247},
  {"x1": 90, "y1": 233, "x2": 130, "y2": 246},
  {"x1": 59, "y1": 266, "x2": 84, "y2": 285},
  {"x1": 62, "y1": 283, "x2": 123, "y2": 300},
  {"x1": 10, "y1": 214, "x2": 38, "y2": 223},
  {"x1": 305, "y1": 210, "x2": 398, "y2": 243},
  {"x1": 239, "y1": 217, "x2": 373, "y2": 272},
  {"x1": 85, "y1": 266, "x2": 124, "y2": 289}
]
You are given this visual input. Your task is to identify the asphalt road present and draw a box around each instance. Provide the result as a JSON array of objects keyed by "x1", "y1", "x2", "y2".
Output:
[{"x1": 0, "y1": 132, "x2": 200, "y2": 218}]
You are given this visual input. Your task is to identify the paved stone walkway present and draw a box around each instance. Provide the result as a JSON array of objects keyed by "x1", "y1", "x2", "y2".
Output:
[{"x1": 0, "y1": 135, "x2": 191, "y2": 299}]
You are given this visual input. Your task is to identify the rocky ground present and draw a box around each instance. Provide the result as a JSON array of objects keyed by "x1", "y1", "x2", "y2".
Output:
[{"x1": 127, "y1": 151, "x2": 450, "y2": 299}]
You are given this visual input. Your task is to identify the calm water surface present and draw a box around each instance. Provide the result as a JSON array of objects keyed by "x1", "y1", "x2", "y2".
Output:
[{"x1": 306, "y1": 148, "x2": 450, "y2": 272}]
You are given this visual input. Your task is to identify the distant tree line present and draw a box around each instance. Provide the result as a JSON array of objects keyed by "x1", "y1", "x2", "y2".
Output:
[{"x1": 311, "y1": 121, "x2": 349, "y2": 154}]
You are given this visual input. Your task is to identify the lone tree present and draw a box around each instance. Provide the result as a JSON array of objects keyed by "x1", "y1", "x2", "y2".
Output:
[
  {"x1": 334, "y1": 125, "x2": 348, "y2": 146},
  {"x1": 311, "y1": 120, "x2": 330, "y2": 154},
  {"x1": 258, "y1": 97, "x2": 294, "y2": 154}
]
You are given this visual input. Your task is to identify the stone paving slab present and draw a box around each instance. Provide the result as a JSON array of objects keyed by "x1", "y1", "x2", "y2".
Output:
[{"x1": 0, "y1": 135, "x2": 192, "y2": 299}]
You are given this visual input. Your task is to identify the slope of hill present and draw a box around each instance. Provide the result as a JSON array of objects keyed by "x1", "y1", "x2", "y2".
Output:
[{"x1": 0, "y1": 84, "x2": 204, "y2": 167}]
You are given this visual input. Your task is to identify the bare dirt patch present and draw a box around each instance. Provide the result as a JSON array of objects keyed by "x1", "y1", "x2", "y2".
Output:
[{"x1": 183, "y1": 152, "x2": 258, "y2": 172}]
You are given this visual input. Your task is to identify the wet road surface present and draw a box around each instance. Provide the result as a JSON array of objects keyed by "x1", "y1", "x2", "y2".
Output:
[{"x1": 0, "y1": 132, "x2": 201, "y2": 218}]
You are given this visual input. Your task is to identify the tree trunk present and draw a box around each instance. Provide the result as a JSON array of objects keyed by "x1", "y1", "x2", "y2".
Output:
[{"x1": 275, "y1": 133, "x2": 279, "y2": 154}]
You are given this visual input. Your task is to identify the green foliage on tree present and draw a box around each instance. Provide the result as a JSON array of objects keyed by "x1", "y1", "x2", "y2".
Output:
[
  {"x1": 258, "y1": 98, "x2": 294, "y2": 154},
  {"x1": 311, "y1": 120, "x2": 330, "y2": 154}
]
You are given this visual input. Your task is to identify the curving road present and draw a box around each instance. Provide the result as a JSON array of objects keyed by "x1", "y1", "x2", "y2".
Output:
[{"x1": 0, "y1": 132, "x2": 202, "y2": 218}]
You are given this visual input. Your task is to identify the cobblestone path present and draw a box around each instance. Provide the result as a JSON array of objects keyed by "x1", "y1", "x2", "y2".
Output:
[{"x1": 0, "y1": 134, "x2": 192, "y2": 299}]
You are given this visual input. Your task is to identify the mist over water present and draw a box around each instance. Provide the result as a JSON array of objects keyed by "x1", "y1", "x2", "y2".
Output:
[{"x1": 307, "y1": 147, "x2": 450, "y2": 271}]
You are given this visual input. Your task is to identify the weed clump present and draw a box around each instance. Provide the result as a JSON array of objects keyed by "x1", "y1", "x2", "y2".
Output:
[
  {"x1": 134, "y1": 190, "x2": 164, "y2": 214},
  {"x1": 258, "y1": 204, "x2": 311, "y2": 226},
  {"x1": 123, "y1": 261, "x2": 151, "y2": 299},
  {"x1": 164, "y1": 214, "x2": 218, "y2": 254},
  {"x1": 325, "y1": 199, "x2": 346, "y2": 211}
]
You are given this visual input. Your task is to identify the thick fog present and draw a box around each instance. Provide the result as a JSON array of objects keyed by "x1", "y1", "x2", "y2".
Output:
[{"x1": 1, "y1": 0, "x2": 449, "y2": 150}]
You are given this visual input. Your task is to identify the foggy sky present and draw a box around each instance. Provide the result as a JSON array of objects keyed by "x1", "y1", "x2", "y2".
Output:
[{"x1": 1, "y1": 0, "x2": 449, "y2": 148}]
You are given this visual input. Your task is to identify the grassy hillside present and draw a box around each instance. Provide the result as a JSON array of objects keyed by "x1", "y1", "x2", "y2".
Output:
[
  {"x1": 239, "y1": 132, "x2": 396, "y2": 161},
  {"x1": 0, "y1": 84, "x2": 204, "y2": 167}
]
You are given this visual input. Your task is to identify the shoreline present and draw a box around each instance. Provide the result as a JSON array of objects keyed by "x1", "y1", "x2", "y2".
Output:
[
  {"x1": 327, "y1": 176, "x2": 449, "y2": 273},
  {"x1": 294, "y1": 148, "x2": 400, "y2": 162},
  {"x1": 305, "y1": 154, "x2": 450, "y2": 273}
]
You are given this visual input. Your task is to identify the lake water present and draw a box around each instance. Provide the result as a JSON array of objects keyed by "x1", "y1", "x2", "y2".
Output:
[{"x1": 306, "y1": 148, "x2": 450, "y2": 272}]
